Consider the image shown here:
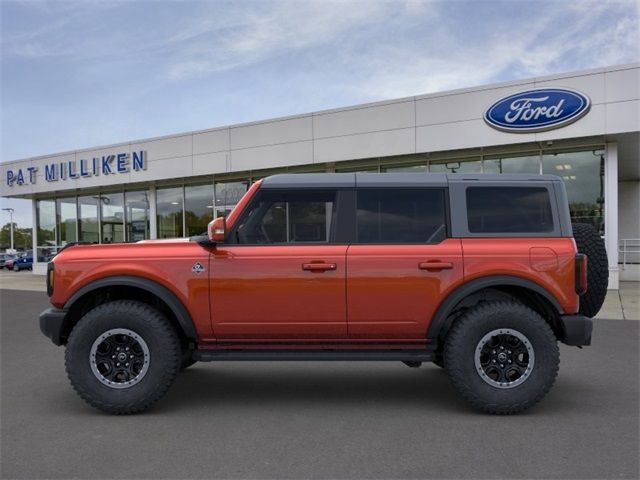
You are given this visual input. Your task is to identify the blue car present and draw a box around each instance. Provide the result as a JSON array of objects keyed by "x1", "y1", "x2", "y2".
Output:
[{"x1": 12, "y1": 254, "x2": 33, "y2": 271}]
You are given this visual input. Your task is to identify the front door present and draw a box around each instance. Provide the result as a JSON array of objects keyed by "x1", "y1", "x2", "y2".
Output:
[
  {"x1": 210, "y1": 188, "x2": 347, "y2": 339},
  {"x1": 346, "y1": 187, "x2": 463, "y2": 339}
]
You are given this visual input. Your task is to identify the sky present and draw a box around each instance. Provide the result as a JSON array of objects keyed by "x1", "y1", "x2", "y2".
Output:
[{"x1": 1, "y1": 0, "x2": 639, "y2": 227}]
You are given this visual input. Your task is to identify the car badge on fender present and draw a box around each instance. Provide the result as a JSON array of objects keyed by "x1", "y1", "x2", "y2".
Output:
[{"x1": 192, "y1": 262, "x2": 205, "y2": 274}]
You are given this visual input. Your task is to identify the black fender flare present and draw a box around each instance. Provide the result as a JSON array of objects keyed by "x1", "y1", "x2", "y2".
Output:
[
  {"x1": 64, "y1": 275, "x2": 197, "y2": 340},
  {"x1": 426, "y1": 275, "x2": 564, "y2": 342}
]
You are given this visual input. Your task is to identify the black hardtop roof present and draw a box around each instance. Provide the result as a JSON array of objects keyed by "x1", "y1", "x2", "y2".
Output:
[{"x1": 261, "y1": 172, "x2": 562, "y2": 189}]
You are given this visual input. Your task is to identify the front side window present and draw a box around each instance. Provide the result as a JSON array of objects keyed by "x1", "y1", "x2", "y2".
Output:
[
  {"x1": 356, "y1": 189, "x2": 447, "y2": 243},
  {"x1": 466, "y1": 187, "x2": 553, "y2": 233},
  {"x1": 233, "y1": 190, "x2": 336, "y2": 244}
]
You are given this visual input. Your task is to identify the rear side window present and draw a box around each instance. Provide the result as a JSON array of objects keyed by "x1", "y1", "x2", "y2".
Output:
[
  {"x1": 356, "y1": 189, "x2": 447, "y2": 243},
  {"x1": 466, "y1": 187, "x2": 554, "y2": 233}
]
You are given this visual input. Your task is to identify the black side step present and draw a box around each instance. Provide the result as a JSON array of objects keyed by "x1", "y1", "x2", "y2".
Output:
[{"x1": 193, "y1": 349, "x2": 434, "y2": 362}]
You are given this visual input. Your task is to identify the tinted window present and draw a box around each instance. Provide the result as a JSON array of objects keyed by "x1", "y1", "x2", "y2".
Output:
[
  {"x1": 234, "y1": 190, "x2": 336, "y2": 244},
  {"x1": 356, "y1": 189, "x2": 447, "y2": 243},
  {"x1": 466, "y1": 187, "x2": 554, "y2": 233}
]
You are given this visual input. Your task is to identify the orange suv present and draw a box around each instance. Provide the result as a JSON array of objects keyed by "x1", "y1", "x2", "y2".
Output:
[{"x1": 40, "y1": 173, "x2": 608, "y2": 414}]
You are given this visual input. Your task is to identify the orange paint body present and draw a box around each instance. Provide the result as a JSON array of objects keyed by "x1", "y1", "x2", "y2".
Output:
[{"x1": 49, "y1": 179, "x2": 580, "y2": 348}]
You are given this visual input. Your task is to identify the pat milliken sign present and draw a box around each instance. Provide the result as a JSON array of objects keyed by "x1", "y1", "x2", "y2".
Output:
[
  {"x1": 484, "y1": 88, "x2": 591, "y2": 133},
  {"x1": 6, "y1": 151, "x2": 147, "y2": 187}
]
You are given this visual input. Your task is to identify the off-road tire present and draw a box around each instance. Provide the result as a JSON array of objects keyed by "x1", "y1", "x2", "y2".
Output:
[
  {"x1": 444, "y1": 301, "x2": 559, "y2": 414},
  {"x1": 572, "y1": 223, "x2": 608, "y2": 318},
  {"x1": 65, "y1": 300, "x2": 181, "y2": 414}
]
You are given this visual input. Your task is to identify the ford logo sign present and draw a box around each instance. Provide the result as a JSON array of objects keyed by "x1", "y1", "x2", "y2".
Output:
[{"x1": 484, "y1": 88, "x2": 591, "y2": 133}]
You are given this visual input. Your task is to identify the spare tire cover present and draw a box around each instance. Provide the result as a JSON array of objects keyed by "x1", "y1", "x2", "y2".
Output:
[{"x1": 572, "y1": 223, "x2": 608, "y2": 318}]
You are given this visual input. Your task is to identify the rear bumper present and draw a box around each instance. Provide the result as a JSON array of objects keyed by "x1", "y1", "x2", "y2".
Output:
[
  {"x1": 560, "y1": 314, "x2": 593, "y2": 346},
  {"x1": 39, "y1": 308, "x2": 67, "y2": 346}
]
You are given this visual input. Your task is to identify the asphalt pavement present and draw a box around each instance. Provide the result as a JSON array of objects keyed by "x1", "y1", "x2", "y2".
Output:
[{"x1": 1, "y1": 289, "x2": 638, "y2": 479}]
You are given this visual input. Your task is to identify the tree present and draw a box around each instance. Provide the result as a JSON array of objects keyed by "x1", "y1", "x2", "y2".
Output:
[{"x1": 0, "y1": 223, "x2": 32, "y2": 252}]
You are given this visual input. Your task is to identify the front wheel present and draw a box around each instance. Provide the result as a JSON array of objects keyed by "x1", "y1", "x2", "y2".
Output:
[
  {"x1": 444, "y1": 301, "x2": 559, "y2": 414},
  {"x1": 65, "y1": 300, "x2": 181, "y2": 414},
  {"x1": 13, "y1": 264, "x2": 19, "y2": 271}
]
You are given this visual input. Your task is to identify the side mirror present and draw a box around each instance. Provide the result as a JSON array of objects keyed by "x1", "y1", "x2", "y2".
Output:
[{"x1": 208, "y1": 216, "x2": 226, "y2": 243}]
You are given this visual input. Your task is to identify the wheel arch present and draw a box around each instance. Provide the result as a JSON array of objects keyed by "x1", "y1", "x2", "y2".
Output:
[
  {"x1": 427, "y1": 275, "x2": 565, "y2": 344},
  {"x1": 61, "y1": 276, "x2": 197, "y2": 345}
]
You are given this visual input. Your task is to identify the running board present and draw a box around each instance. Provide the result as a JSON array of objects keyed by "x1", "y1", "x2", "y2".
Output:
[{"x1": 193, "y1": 349, "x2": 434, "y2": 362}]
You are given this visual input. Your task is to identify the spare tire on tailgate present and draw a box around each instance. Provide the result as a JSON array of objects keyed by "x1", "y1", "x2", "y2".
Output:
[{"x1": 572, "y1": 223, "x2": 608, "y2": 317}]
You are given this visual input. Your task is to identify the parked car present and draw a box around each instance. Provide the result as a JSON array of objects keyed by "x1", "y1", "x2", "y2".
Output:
[
  {"x1": 0, "y1": 253, "x2": 16, "y2": 269},
  {"x1": 12, "y1": 254, "x2": 33, "y2": 271},
  {"x1": 40, "y1": 173, "x2": 608, "y2": 415}
]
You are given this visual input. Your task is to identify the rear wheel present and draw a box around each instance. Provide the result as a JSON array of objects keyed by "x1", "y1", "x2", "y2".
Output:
[
  {"x1": 444, "y1": 301, "x2": 559, "y2": 414},
  {"x1": 65, "y1": 300, "x2": 181, "y2": 414},
  {"x1": 572, "y1": 223, "x2": 608, "y2": 318}
]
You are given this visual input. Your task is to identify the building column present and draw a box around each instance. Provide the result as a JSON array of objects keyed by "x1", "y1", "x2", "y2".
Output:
[
  {"x1": 605, "y1": 142, "x2": 619, "y2": 290},
  {"x1": 31, "y1": 199, "x2": 45, "y2": 275},
  {"x1": 149, "y1": 186, "x2": 157, "y2": 240}
]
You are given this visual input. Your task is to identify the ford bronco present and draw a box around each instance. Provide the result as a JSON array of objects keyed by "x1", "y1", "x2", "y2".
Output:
[{"x1": 40, "y1": 173, "x2": 608, "y2": 414}]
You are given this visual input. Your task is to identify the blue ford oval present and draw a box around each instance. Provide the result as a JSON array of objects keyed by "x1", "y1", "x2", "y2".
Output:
[{"x1": 484, "y1": 88, "x2": 591, "y2": 132}]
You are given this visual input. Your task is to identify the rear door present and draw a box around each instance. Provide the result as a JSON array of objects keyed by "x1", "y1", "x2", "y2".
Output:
[
  {"x1": 346, "y1": 187, "x2": 463, "y2": 339},
  {"x1": 210, "y1": 188, "x2": 348, "y2": 339}
]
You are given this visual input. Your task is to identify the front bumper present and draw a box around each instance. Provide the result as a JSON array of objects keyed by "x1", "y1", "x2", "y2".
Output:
[
  {"x1": 560, "y1": 314, "x2": 593, "y2": 346},
  {"x1": 39, "y1": 308, "x2": 67, "y2": 346}
]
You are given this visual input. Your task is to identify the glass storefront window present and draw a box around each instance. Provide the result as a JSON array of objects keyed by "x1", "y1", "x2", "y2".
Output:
[
  {"x1": 56, "y1": 197, "x2": 78, "y2": 245},
  {"x1": 429, "y1": 159, "x2": 482, "y2": 173},
  {"x1": 483, "y1": 155, "x2": 541, "y2": 174},
  {"x1": 36, "y1": 199, "x2": 56, "y2": 260},
  {"x1": 157, "y1": 187, "x2": 184, "y2": 238},
  {"x1": 185, "y1": 184, "x2": 214, "y2": 236},
  {"x1": 125, "y1": 191, "x2": 150, "y2": 242},
  {"x1": 543, "y1": 151, "x2": 604, "y2": 233},
  {"x1": 384, "y1": 164, "x2": 427, "y2": 173},
  {"x1": 78, "y1": 195, "x2": 100, "y2": 243},
  {"x1": 101, "y1": 193, "x2": 124, "y2": 243},
  {"x1": 214, "y1": 181, "x2": 248, "y2": 218}
]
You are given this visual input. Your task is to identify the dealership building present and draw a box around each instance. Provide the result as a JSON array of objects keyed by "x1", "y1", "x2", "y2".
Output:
[{"x1": 1, "y1": 63, "x2": 638, "y2": 287}]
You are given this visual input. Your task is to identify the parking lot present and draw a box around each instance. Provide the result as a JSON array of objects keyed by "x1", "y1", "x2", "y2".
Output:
[{"x1": 1, "y1": 287, "x2": 639, "y2": 479}]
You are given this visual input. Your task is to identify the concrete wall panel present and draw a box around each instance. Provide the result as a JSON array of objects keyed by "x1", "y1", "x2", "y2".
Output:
[
  {"x1": 132, "y1": 156, "x2": 193, "y2": 182},
  {"x1": 606, "y1": 68, "x2": 640, "y2": 103},
  {"x1": 535, "y1": 73, "x2": 606, "y2": 105},
  {"x1": 416, "y1": 120, "x2": 536, "y2": 152},
  {"x1": 130, "y1": 135, "x2": 192, "y2": 161},
  {"x1": 606, "y1": 100, "x2": 640, "y2": 134},
  {"x1": 314, "y1": 128, "x2": 415, "y2": 162},
  {"x1": 230, "y1": 116, "x2": 312, "y2": 150},
  {"x1": 416, "y1": 84, "x2": 534, "y2": 127},
  {"x1": 314, "y1": 101, "x2": 414, "y2": 138},
  {"x1": 193, "y1": 151, "x2": 229, "y2": 175},
  {"x1": 193, "y1": 129, "x2": 230, "y2": 155},
  {"x1": 231, "y1": 141, "x2": 313, "y2": 171}
]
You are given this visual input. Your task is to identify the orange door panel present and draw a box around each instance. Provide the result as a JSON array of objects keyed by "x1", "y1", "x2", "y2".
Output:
[
  {"x1": 346, "y1": 239, "x2": 464, "y2": 339},
  {"x1": 210, "y1": 245, "x2": 348, "y2": 339}
]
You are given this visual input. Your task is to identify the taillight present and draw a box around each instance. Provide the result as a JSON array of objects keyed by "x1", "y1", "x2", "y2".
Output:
[
  {"x1": 47, "y1": 261, "x2": 55, "y2": 297},
  {"x1": 575, "y1": 253, "x2": 587, "y2": 295}
]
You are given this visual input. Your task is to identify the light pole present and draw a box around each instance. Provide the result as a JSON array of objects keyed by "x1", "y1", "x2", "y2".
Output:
[{"x1": 2, "y1": 207, "x2": 15, "y2": 252}]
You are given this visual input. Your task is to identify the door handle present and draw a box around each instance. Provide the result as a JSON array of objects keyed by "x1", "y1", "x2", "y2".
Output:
[
  {"x1": 302, "y1": 263, "x2": 337, "y2": 272},
  {"x1": 419, "y1": 261, "x2": 453, "y2": 271}
]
